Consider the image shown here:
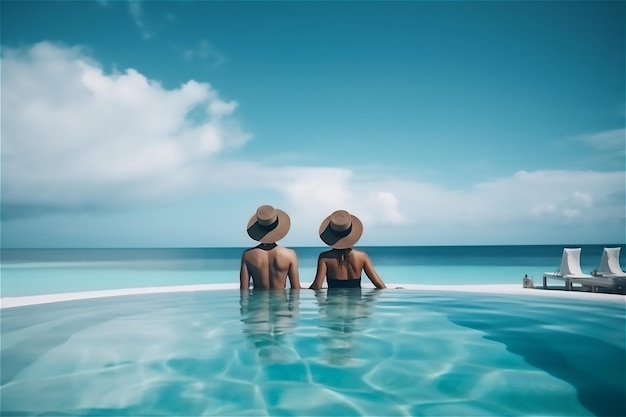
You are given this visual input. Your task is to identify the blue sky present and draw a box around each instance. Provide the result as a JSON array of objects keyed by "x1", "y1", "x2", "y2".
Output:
[{"x1": 1, "y1": 0, "x2": 624, "y2": 248}]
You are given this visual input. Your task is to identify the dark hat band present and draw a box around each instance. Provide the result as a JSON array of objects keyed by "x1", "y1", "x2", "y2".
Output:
[
  {"x1": 319, "y1": 210, "x2": 363, "y2": 249},
  {"x1": 257, "y1": 217, "x2": 279, "y2": 231},
  {"x1": 247, "y1": 206, "x2": 290, "y2": 243},
  {"x1": 329, "y1": 223, "x2": 352, "y2": 238}
]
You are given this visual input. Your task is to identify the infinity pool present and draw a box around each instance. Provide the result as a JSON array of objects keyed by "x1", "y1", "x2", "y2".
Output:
[{"x1": 1, "y1": 289, "x2": 624, "y2": 416}]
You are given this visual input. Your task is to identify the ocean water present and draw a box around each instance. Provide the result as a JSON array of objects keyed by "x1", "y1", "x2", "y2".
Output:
[
  {"x1": 1, "y1": 245, "x2": 624, "y2": 297},
  {"x1": 1, "y1": 289, "x2": 624, "y2": 416}
]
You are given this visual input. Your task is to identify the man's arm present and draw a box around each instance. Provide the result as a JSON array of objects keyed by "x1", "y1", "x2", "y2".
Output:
[
  {"x1": 240, "y1": 255, "x2": 250, "y2": 289},
  {"x1": 287, "y1": 250, "x2": 301, "y2": 289},
  {"x1": 309, "y1": 255, "x2": 327, "y2": 289}
]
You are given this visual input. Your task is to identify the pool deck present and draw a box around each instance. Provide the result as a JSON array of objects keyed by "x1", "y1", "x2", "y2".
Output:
[{"x1": 1, "y1": 283, "x2": 624, "y2": 309}]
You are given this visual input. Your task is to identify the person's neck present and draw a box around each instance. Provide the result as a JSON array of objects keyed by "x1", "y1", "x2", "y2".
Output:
[{"x1": 257, "y1": 242, "x2": 277, "y2": 250}]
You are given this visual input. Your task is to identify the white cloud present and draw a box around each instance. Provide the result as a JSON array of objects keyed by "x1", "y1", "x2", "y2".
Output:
[
  {"x1": 128, "y1": 1, "x2": 154, "y2": 39},
  {"x1": 1, "y1": 42, "x2": 251, "y2": 214},
  {"x1": 371, "y1": 191, "x2": 406, "y2": 224},
  {"x1": 446, "y1": 170, "x2": 622, "y2": 226},
  {"x1": 575, "y1": 128, "x2": 625, "y2": 154},
  {"x1": 199, "y1": 164, "x2": 624, "y2": 244},
  {"x1": 259, "y1": 166, "x2": 407, "y2": 229},
  {"x1": 264, "y1": 168, "x2": 624, "y2": 245},
  {"x1": 182, "y1": 39, "x2": 226, "y2": 68}
]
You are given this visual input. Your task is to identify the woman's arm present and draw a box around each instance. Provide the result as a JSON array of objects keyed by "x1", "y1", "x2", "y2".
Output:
[
  {"x1": 239, "y1": 255, "x2": 250, "y2": 289},
  {"x1": 363, "y1": 253, "x2": 386, "y2": 289},
  {"x1": 309, "y1": 255, "x2": 327, "y2": 289}
]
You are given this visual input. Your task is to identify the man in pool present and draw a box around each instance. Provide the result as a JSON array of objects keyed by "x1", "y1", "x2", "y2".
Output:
[{"x1": 240, "y1": 205, "x2": 301, "y2": 290}]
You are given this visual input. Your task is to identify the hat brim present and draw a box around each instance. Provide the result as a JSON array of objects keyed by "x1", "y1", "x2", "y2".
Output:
[
  {"x1": 247, "y1": 209, "x2": 291, "y2": 243},
  {"x1": 319, "y1": 214, "x2": 363, "y2": 249}
]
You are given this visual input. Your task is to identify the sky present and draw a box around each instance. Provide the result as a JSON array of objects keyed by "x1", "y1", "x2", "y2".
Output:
[{"x1": 1, "y1": 0, "x2": 624, "y2": 248}]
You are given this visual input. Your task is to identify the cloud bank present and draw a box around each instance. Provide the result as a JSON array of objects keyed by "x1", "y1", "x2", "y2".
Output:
[
  {"x1": 2, "y1": 42, "x2": 623, "y2": 245},
  {"x1": 576, "y1": 128, "x2": 625, "y2": 154},
  {"x1": 2, "y1": 42, "x2": 250, "y2": 216},
  {"x1": 272, "y1": 168, "x2": 624, "y2": 244}
]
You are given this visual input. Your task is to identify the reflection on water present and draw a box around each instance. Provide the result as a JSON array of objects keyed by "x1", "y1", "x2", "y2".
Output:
[
  {"x1": 239, "y1": 289, "x2": 300, "y2": 363},
  {"x1": 314, "y1": 288, "x2": 381, "y2": 365},
  {"x1": 1, "y1": 290, "x2": 623, "y2": 416}
]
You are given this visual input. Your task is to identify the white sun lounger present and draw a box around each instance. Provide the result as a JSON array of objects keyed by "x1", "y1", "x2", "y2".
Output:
[
  {"x1": 592, "y1": 247, "x2": 626, "y2": 278},
  {"x1": 586, "y1": 247, "x2": 626, "y2": 294},
  {"x1": 542, "y1": 248, "x2": 610, "y2": 292},
  {"x1": 543, "y1": 247, "x2": 625, "y2": 293}
]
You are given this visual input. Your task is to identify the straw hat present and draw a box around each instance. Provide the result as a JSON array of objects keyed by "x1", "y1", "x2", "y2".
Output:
[
  {"x1": 319, "y1": 210, "x2": 363, "y2": 249},
  {"x1": 247, "y1": 205, "x2": 291, "y2": 243}
]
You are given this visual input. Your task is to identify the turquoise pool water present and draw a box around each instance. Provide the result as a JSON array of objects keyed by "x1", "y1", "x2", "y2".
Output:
[{"x1": 1, "y1": 289, "x2": 624, "y2": 416}]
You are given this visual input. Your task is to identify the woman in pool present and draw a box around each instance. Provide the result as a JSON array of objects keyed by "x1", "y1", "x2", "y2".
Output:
[{"x1": 309, "y1": 210, "x2": 387, "y2": 290}]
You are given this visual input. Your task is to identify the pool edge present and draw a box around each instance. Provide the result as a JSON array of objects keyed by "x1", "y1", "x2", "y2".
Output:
[{"x1": 1, "y1": 283, "x2": 624, "y2": 309}]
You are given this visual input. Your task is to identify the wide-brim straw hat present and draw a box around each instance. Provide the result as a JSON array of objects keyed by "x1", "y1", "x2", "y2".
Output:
[
  {"x1": 319, "y1": 210, "x2": 363, "y2": 249},
  {"x1": 247, "y1": 205, "x2": 291, "y2": 243}
]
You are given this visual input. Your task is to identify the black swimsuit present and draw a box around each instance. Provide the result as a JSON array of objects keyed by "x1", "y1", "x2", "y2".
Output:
[{"x1": 327, "y1": 277, "x2": 361, "y2": 289}]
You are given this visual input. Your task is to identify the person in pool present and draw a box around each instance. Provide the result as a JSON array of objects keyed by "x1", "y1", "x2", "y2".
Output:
[
  {"x1": 240, "y1": 205, "x2": 301, "y2": 290},
  {"x1": 309, "y1": 210, "x2": 386, "y2": 290}
]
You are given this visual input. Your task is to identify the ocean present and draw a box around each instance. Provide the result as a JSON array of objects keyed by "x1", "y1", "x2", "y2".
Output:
[{"x1": 2, "y1": 244, "x2": 623, "y2": 297}]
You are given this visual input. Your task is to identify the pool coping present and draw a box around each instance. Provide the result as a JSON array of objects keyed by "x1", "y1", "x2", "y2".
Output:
[{"x1": 1, "y1": 283, "x2": 624, "y2": 309}]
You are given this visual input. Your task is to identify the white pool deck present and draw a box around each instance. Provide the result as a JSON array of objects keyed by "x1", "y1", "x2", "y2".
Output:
[{"x1": 1, "y1": 283, "x2": 624, "y2": 309}]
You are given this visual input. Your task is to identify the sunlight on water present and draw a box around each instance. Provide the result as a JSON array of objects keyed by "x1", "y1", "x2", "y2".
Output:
[{"x1": 1, "y1": 289, "x2": 624, "y2": 416}]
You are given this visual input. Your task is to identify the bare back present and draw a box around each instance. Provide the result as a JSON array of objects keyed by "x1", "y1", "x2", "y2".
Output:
[
  {"x1": 240, "y1": 244, "x2": 301, "y2": 290},
  {"x1": 309, "y1": 248, "x2": 386, "y2": 289}
]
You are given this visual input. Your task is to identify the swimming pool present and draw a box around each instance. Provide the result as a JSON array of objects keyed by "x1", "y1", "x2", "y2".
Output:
[{"x1": 1, "y1": 289, "x2": 624, "y2": 416}]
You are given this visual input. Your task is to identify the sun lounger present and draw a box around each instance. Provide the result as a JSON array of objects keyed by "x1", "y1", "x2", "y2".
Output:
[
  {"x1": 543, "y1": 247, "x2": 626, "y2": 294},
  {"x1": 592, "y1": 247, "x2": 626, "y2": 277},
  {"x1": 587, "y1": 247, "x2": 626, "y2": 294},
  {"x1": 543, "y1": 248, "x2": 601, "y2": 291}
]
